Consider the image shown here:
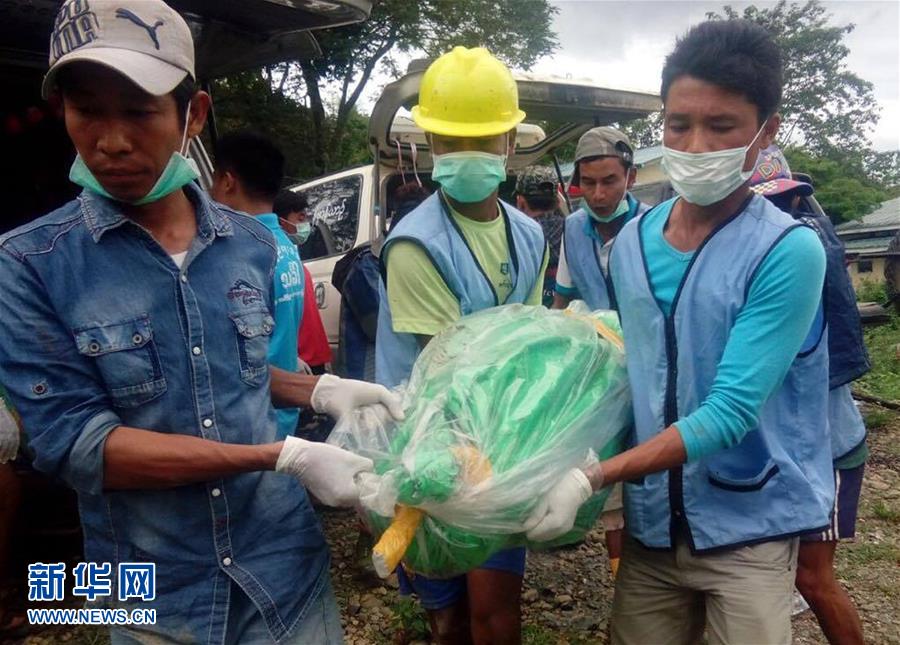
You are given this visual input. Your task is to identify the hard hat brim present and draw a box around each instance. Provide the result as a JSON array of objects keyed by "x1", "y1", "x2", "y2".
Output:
[{"x1": 412, "y1": 107, "x2": 526, "y2": 138}]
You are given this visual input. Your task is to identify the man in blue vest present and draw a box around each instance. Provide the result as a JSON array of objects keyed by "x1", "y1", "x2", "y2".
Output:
[
  {"x1": 551, "y1": 127, "x2": 648, "y2": 576},
  {"x1": 526, "y1": 20, "x2": 834, "y2": 644},
  {"x1": 751, "y1": 145, "x2": 868, "y2": 645},
  {"x1": 376, "y1": 46, "x2": 547, "y2": 644},
  {"x1": 552, "y1": 127, "x2": 648, "y2": 311}
]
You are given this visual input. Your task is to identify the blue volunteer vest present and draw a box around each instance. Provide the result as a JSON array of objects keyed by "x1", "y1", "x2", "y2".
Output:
[
  {"x1": 375, "y1": 192, "x2": 546, "y2": 388},
  {"x1": 610, "y1": 195, "x2": 834, "y2": 551},
  {"x1": 564, "y1": 193, "x2": 648, "y2": 310}
]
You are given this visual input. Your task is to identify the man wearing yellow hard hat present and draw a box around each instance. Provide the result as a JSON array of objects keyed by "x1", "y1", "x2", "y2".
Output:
[{"x1": 375, "y1": 46, "x2": 548, "y2": 643}]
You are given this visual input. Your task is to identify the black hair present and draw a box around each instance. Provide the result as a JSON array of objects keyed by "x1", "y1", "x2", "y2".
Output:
[
  {"x1": 661, "y1": 19, "x2": 783, "y2": 123},
  {"x1": 173, "y1": 76, "x2": 198, "y2": 127},
  {"x1": 273, "y1": 189, "x2": 309, "y2": 218},
  {"x1": 214, "y1": 130, "x2": 285, "y2": 201},
  {"x1": 391, "y1": 182, "x2": 432, "y2": 229},
  {"x1": 521, "y1": 193, "x2": 557, "y2": 211}
]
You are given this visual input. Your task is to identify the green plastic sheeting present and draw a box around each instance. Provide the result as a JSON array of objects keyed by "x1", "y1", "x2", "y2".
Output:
[{"x1": 330, "y1": 303, "x2": 631, "y2": 578}]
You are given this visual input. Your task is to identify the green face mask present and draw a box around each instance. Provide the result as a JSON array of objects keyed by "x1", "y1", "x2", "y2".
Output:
[
  {"x1": 586, "y1": 197, "x2": 629, "y2": 224},
  {"x1": 69, "y1": 105, "x2": 200, "y2": 205},
  {"x1": 432, "y1": 150, "x2": 507, "y2": 203},
  {"x1": 287, "y1": 222, "x2": 312, "y2": 246}
]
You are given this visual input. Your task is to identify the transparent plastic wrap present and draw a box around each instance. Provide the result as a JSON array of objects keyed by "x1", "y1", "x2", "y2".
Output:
[{"x1": 329, "y1": 302, "x2": 631, "y2": 578}]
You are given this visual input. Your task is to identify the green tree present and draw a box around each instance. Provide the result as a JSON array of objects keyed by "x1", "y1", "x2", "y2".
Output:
[
  {"x1": 866, "y1": 150, "x2": 900, "y2": 196},
  {"x1": 289, "y1": 0, "x2": 558, "y2": 174},
  {"x1": 707, "y1": 1, "x2": 880, "y2": 155},
  {"x1": 626, "y1": 0, "x2": 882, "y2": 155},
  {"x1": 783, "y1": 148, "x2": 886, "y2": 222}
]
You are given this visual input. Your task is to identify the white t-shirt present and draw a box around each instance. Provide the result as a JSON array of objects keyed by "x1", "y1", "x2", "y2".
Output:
[
  {"x1": 555, "y1": 236, "x2": 575, "y2": 292},
  {"x1": 170, "y1": 251, "x2": 188, "y2": 269}
]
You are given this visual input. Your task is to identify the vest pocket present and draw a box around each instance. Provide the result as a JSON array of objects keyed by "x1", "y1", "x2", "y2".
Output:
[
  {"x1": 229, "y1": 309, "x2": 274, "y2": 386},
  {"x1": 708, "y1": 460, "x2": 780, "y2": 492},
  {"x1": 74, "y1": 315, "x2": 166, "y2": 408}
]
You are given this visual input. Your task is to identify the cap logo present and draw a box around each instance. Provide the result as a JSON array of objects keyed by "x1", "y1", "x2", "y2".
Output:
[
  {"x1": 757, "y1": 155, "x2": 783, "y2": 181},
  {"x1": 51, "y1": 0, "x2": 100, "y2": 60},
  {"x1": 115, "y1": 8, "x2": 165, "y2": 50}
]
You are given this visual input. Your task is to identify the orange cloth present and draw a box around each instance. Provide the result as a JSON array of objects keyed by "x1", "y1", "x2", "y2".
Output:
[{"x1": 298, "y1": 266, "x2": 332, "y2": 367}]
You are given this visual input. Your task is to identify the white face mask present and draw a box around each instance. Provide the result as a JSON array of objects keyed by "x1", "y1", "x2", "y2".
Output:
[{"x1": 661, "y1": 123, "x2": 766, "y2": 206}]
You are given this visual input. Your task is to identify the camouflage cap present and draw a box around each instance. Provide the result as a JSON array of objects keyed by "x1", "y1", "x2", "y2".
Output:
[{"x1": 515, "y1": 165, "x2": 558, "y2": 197}]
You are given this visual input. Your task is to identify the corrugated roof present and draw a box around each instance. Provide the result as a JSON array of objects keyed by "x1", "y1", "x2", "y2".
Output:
[
  {"x1": 634, "y1": 145, "x2": 663, "y2": 166},
  {"x1": 843, "y1": 237, "x2": 891, "y2": 253},
  {"x1": 836, "y1": 196, "x2": 900, "y2": 233}
]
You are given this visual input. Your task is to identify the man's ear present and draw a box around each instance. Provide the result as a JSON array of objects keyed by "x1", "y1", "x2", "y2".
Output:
[
  {"x1": 221, "y1": 170, "x2": 238, "y2": 195},
  {"x1": 507, "y1": 128, "x2": 517, "y2": 157},
  {"x1": 186, "y1": 91, "x2": 211, "y2": 140},
  {"x1": 626, "y1": 166, "x2": 637, "y2": 189},
  {"x1": 516, "y1": 194, "x2": 526, "y2": 211}
]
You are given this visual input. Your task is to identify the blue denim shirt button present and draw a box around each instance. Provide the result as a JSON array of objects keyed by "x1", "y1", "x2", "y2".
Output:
[
  {"x1": 202, "y1": 418, "x2": 213, "y2": 428},
  {"x1": 180, "y1": 273, "x2": 187, "y2": 283},
  {"x1": 192, "y1": 346, "x2": 202, "y2": 355},
  {"x1": 211, "y1": 488, "x2": 221, "y2": 497},
  {"x1": 222, "y1": 557, "x2": 232, "y2": 566}
]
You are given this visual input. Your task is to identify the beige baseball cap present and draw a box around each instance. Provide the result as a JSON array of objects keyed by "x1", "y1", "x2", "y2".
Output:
[
  {"x1": 42, "y1": 0, "x2": 195, "y2": 99},
  {"x1": 571, "y1": 126, "x2": 634, "y2": 186}
]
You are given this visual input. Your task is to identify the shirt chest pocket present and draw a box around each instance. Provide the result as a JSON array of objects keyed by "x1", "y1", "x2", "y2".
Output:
[
  {"x1": 229, "y1": 309, "x2": 274, "y2": 386},
  {"x1": 74, "y1": 315, "x2": 167, "y2": 408}
]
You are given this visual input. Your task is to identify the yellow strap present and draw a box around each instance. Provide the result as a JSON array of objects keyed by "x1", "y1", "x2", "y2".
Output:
[{"x1": 564, "y1": 310, "x2": 625, "y2": 352}]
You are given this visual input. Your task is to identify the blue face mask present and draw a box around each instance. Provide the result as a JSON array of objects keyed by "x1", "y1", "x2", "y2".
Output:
[
  {"x1": 432, "y1": 150, "x2": 507, "y2": 203},
  {"x1": 586, "y1": 197, "x2": 629, "y2": 223},
  {"x1": 584, "y1": 172, "x2": 631, "y2": 223},
  {"x1": 69, "y1": 105, "x2": 200, "y2": 205}
]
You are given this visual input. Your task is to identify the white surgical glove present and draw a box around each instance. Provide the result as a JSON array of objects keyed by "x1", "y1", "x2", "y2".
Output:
[
  {"x1": 0, "y1": 399, "x2": 20, "y2": 464},
  {"x1": 524, "y1": 468, "x2": 594, "y2": 542},
  {"x1": 310, "y1": 374, "x2": 405, "y2": 422},
  {"x1": 276, "y1": 436, "x2": 373, "y2": 507}
]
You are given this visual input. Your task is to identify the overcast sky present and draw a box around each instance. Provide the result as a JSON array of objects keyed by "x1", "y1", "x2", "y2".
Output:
[
  {"x1": 524, "y1": 0, "x2": 900, "y2": 151},
  {"x1": 357, "y1": 0, "x2": 899, "y2": 151}
]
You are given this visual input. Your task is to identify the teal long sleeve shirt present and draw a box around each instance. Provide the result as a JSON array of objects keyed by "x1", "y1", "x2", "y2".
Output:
[{"x1": 640, "y1": 200, "x2": 826, "y2": 461}]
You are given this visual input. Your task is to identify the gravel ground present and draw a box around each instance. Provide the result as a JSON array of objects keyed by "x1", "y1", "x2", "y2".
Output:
[
  {"x1": 5, "y1": 406, "x2": 899, "y2": 645},
  {"x1": 327, "y1": 404, "x2": 900, "y2": 645}
]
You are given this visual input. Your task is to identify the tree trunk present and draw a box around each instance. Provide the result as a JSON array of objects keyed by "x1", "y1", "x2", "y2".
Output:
[{"x1": 299, "y1": 61, "x2": 329, "y2": 175}]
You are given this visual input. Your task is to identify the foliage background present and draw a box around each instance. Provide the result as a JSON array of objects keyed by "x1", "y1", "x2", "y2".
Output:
[{"x1": 211, "y1": 0, "x2": 897, "y2": 223}]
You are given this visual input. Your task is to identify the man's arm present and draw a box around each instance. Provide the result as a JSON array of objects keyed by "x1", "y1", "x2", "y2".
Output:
[
  {"x1": 270, "y1": 366, "x2": 318, "y2": 408},
  {"x1": 596, "y1": 226, "x2": 826, "y2": 484},
  {"x1": 103, "y1": 426, "x2": 281, "y2": 489},
  {"x1": 526, "y1": 226, "x2": 826, "y2": 539}
]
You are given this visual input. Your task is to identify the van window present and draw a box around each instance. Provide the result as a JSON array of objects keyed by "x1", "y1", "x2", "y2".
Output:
[{"x1": 296, "y1": 174, "x2": 362, "y2": 260}]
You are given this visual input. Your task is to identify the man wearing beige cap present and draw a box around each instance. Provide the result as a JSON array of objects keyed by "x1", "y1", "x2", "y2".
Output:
[
  {"x1": 551, "y1": 127, "x2": 647, "y2": 577},
  {"x1": 0, "y1": 1, "x2": 402, "y2": 642},
  {"x1": 553, "y1": 126, "x2": 648, "y2": 312}
]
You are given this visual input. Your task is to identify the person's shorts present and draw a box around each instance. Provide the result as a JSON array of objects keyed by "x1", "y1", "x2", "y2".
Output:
[
  {"x1": 802, "y1": 462, "x2": 865, "y2": 542},
  {"x1": 396, "y1": 547, "x2": 526, "y2": 610}
]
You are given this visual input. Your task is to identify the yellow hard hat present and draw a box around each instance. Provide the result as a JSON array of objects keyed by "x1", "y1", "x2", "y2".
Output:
[{"x1": 412, "y1": 46, "x2": 526, "y2": 138}]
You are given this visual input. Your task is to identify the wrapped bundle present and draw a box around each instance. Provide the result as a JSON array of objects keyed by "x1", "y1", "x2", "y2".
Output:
[{"x1": 329, "y1": 303, "x2": 631, "y2": 578}]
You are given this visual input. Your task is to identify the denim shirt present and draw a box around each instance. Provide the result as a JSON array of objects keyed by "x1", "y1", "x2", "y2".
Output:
[{"x1": 0, "y1": 184, "x2": 329, "y2": 643}]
